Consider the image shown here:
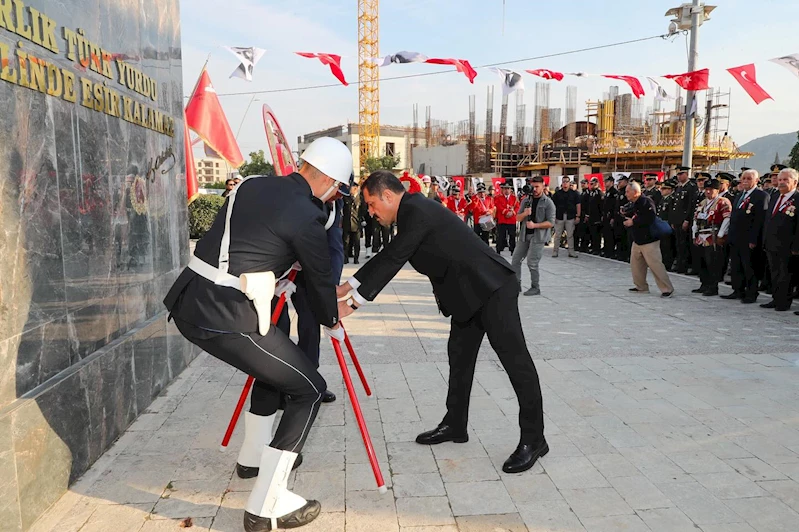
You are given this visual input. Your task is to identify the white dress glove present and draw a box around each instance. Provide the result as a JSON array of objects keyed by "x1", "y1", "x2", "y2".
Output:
[
  {"x1": 324, "y1": 325, "x2": 346, "y2": 342},
  {"x1": 274, "y1": 279, "x2": 297, "y2": 299},
  {"x1": 291, "y1": 261, "x2": 302, "y2": 271}
]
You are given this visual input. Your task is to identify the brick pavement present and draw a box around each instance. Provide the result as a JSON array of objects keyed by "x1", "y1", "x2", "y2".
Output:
[{"x1": 31, "y1": 251, "x2": 799, "y2": 531}]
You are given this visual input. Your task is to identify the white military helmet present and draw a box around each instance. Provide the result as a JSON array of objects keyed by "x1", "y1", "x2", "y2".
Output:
[{"x1": 300, "y1": 137, "x2": 353, "y2": 185}]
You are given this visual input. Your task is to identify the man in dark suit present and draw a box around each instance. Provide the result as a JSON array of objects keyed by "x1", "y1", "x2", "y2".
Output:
[
  {"x1": 761, "y1": 168, "x2": 799, "y2": 311},
  {"x1": 672, "y1": 167, "x2": 699, "y2": 273},
  {"x1": 721, "y1": 169, "x2": 769, "y2": 303},
  {"x1": 336, "y1": 171, "x2": 547, "y2": 474},
  {"x1": 602, "y1": 176, "x2": 618, "y2": 257}
]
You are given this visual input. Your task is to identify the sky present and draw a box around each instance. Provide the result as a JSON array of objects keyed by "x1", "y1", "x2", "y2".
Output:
[{"x1": 180, "y1": 0, "x2": 799, "y2": 161}]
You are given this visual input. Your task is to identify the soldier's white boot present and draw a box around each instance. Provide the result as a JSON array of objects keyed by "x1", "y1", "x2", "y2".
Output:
[
  {"x1": 235, "y1": 412, "x2": 275, "y2": 479},
  {"x1": 243, "y1": 446, "x2": 320, "y2": 531}
]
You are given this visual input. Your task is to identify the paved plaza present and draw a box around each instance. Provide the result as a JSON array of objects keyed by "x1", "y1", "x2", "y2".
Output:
[{"x1": 31, "y1": 251, "x2": 799, "y2": 532}]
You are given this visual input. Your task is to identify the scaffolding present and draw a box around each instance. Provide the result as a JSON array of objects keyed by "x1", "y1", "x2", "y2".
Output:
[
  {"x1": 515, "y1": 89, "x2": 526, "y2": 152},
  {"x1": 468, "y1": 94, "x2": 477, "y2": 172},
  {"x1": 565, "y1": 86, "x2": 577, "y2": 143},
  {"x1": 484, "y1": 86, "x2": 494, "y2": 171}
]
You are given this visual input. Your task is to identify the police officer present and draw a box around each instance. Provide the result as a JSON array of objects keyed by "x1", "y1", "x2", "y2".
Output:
[
  {"x1": 659, "y1": 180, "x2": 677, "y2": 271},
  {"x1": 585, "y1": 177, "x2": 604, "y2": 254},
  {"x1": 671, "y1": 166, "x2": 699, "y2": 273},
  {"x1": 615, "y1": 175, "x2": 632, "y2": 262},
  {"x1": 642, "y1": 173, "x2": 663, "y2": 210},
  {"x1": 601, "y1": 176, "x2": 618, "y2": 258},
  {"x1": 163, "y1": 137, "x2": 352, "y2": 531}
]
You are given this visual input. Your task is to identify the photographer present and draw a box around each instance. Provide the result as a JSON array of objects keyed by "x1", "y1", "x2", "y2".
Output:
[{"x1": 511, "y1": 177, "x2": 556, "y2": 296}]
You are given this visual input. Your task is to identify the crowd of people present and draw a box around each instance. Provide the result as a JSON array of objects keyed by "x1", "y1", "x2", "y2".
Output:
[{"x1": 341, "y1": 163, "x2": 799, "y2": 310}]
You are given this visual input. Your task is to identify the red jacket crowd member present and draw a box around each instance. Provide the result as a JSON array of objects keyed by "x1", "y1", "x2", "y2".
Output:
[
  {"x1": 494, "y1": 180, "x2": 519, "y2": 254},
  {"x1": 470, "y1": 183, "x2": 495, "y2": 245},
  {"x1": 447, "y1": 186, "x2": 468, "y2": 222}
]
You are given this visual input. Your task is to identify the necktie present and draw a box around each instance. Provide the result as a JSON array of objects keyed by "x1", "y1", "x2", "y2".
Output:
[{"x1": 773, "y1": 195, "x2": 785, "y2": 216}]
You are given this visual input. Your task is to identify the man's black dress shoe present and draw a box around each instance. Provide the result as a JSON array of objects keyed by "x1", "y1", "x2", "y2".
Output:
[
  {"x1": 741, "y1": 297, "x2": 758, "y2": 304},
  {"x1": 416, "y1": 424, "x2": 468, "y2": 445},
  {"x1": 237, "y1": 453, "x2": 303, "y2": 479},
  {"x1": 502, "y1": 439, "x2": 549, "y2": 474},
  {"x1": 720, "y1": 292, "x2": 743, "y2": 300},
  {"x1": 322, "y1": 390, "x2": 337, "y2": 403},
  {"x1": 243, "y1": 501, "x2": 321, "y2": 531},
  {"x1": 691, "y1": 287, "x2": 705, "y2": 293},
  {"x1": 760, "y1": 301, "x2": 777, "y2": 309},
  {"x1": 702, "y1": 290, "x2": 718, "y2": 297},
  {"x1": 776, "y1": 306, "x2": 791, "y2": 312}
]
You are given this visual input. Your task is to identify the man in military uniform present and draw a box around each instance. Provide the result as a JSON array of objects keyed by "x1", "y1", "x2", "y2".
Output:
[
  {"x1": 671, "y1": 166, "x2": 699, "y2": 273},
  {"x1": 575, "y1": 179, "x2": 590, "y2": 252},
  {"x1": 343, "y1": 181, "x2": 363, "y2": 265},
  {"x1": 659, "y1": 180, "x2": 676, "y2": 271},
  {"x1": 691, "y1": 179, "x2": 733, "y2": 296},
  {"x1": 615, "y1": 175, "x2": 632, "y2": 262},
  {"x1": 585, "y1": 177, "x2": 604, "y2": 254},
  {"x1": 601, "y1": 176, "x2": 618, "y2": 258},
  {"x1": 643, "y1": 173, "x2": 663, "y2": 210}
]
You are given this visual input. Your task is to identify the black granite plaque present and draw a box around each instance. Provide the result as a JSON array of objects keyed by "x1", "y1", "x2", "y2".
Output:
[{"x1": 0, "y1": 1, "x2": 195, "y2": 529}]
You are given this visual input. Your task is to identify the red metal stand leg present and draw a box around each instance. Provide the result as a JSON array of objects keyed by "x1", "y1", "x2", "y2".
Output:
[
  {"x1": 342, "y1": 327, "x2": 371, "y2": 396},
  {"x1": 332, "y1": 338, "x2": 386, "y2": 493},
  {"x1": 219, "y1": 270, "x2": 298, "y2": 449}
]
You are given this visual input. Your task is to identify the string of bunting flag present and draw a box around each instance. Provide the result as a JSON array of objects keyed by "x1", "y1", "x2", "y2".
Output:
[{"x1": 220, "y1": 45, "x2": 799, "y2": 106}]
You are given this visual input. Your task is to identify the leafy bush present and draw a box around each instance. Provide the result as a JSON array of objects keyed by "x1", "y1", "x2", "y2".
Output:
[{"x1": 188, "y1": 194, "x2": 225, "y2": 239}]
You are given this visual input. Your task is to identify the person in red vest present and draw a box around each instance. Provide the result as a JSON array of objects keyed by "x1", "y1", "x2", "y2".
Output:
[
  {"x1": 470, "y1": 182, "x2": 496, "y2": 244},
  {"x1": 447, "y1": 184, "x2": 468, "y2": 222},
  {"x1": 494, "y1": 180, "x2": 519, "y2": 254}
]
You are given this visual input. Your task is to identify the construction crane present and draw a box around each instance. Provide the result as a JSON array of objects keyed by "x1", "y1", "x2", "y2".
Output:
[{"x1": 358, "y1": 0, "x2": 379, "y2": 176}]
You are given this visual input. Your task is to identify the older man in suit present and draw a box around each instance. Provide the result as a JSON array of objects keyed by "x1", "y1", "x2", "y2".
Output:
[
  {"x1": 336, "y1": 170, "x2": 548, "y2": 474},
  {"x1": 761, "y1": 168, "x2": 799, "y2": 312},
  {"x1": 721, "y1": 169, "x2": 769, "y2": 304}
]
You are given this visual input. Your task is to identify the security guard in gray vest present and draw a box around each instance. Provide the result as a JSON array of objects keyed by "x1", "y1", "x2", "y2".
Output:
[{"x1": 164, "y1": 137, "x2": 352, "y2": 531}]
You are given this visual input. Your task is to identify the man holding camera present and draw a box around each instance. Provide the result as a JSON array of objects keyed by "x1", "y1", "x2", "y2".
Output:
[{"x1": 511, "y1": 177, "x2": 556, "y2": 296}]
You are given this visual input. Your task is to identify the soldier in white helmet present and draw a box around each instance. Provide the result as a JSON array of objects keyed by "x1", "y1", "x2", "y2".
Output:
[{"x1": 164, "y1": 137, "x2": 352, "y2": 531}]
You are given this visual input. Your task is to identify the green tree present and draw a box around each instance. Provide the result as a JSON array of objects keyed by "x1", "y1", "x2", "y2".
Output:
[
  {"x1": 238, "y1": 150, "x2": 275, "y2": 177},
  {"x1": 789, "y1": 131, "x2": 799, "y2": 170},
  {"x1": 364, "y1": 154, "x2": 401, "y2": 175},
  {"x1": 205, "y1": 181, "x2": 227, "y2": 189}
]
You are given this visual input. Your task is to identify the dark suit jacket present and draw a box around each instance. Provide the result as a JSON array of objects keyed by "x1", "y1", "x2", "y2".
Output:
[
  {"x1": 163, "y1": 173, "x2": 338, "y2": 332},
  {"x1": 728, "y1": 188, "x2": 769, "y2": 247},
  {"x1": 352, "y1": 192, "x2": 515, "y2": 322},
  {"x1": 763, "y1": 191, "x2": 799, "y2": 255}
]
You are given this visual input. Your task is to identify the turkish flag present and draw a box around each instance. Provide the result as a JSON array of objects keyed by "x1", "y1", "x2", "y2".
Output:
[
  {"x1": 184, "y1": 69, "x2": 244, "y2": 168},
  {"x1": 296, "y1": 52, "x2": 348, "y2": 86},
  {"x1": 451, "y1": 175, "x2": 466, "y2": 193},
  {"x1": 663, "y1": 68, "x2": 710, "y2": 91},
  {"x1": 426, "y1": 58, "x2": 478, "y2": 83},
  {"x1": 584, "y1": 173, "x2": 605, "y2": 191},
  {"x1": 491, "y1": 177, "x2": 505, "y2": 195},
  {"x1": 183, "y1": 115, "x2": 199, "y2": 203},
  {"x1": 726, "y1": 64, "x2": 772, "y2": 105},
  {"x1": 526, "y1": 69, "x2": 564, "y2": 81},
  {"x1": 603, "y1": 75, "x2": 645, "y2": 99}
]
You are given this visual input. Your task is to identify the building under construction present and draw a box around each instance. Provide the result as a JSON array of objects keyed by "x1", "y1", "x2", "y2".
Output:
[{"x1": 410, "y1": 82, "x2": 754, "y2": 180}]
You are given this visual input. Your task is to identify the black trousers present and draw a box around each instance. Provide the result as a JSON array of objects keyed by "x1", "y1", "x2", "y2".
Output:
[
  {"x1": 442, "y1": 278, "x2": 544, "y2": 444},
  {"x1": 767, "y1": 250, "x2": 793, "y2": 309},
  {"x1": 372, "y1": 222, "x2": 391, "y2": 253},
  {"x1": 473, "y1": 224, "x2": 490, "y2": 245},
  {"x1": 698, "y1": 245, "x2": 724, "y2": 291},
  {"x1": 674, "y1": 224, "x2": 691, "y2": 272},
  {"x1": 496, "y1": 223, "x2": 516, "y2": 253},
  {"x1": 729, "y1": 242, "x2": 759, "y2": 299},
  {"x1": 175, "y1": 317, "x2": 325, "y2": 453},
  {"x1": 588, "y1": 223, "x2": 602, "y2": 254},
  {"x1": 364, "y1": 217, "x2": 373, "y2": 248},
  {"x1": 660, "y1": 233, "x2": 675, "y2": 270},
  {"x1": 602, "y1": 223, "x2": 616, "y2": 257},
  {"x1": 691, "y1": 242, "x2": 702, "y2": 275},
  {"x1": 615, "y1": 230, "x2": 630, "y2": 262},
  {"x1": 346, "y1": 230, "x2": 360, "y2": 261}
]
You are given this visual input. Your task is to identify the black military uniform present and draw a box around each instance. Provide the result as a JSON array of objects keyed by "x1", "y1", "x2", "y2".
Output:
[
  {"x1": 642, "y1": 173, "x2": 663, "y2": 211},
  {"x1": 672, "y1": 167, "x2": 699, "y2": 273},
  {"x1": 615, "y1": 178, "x2": 631, "y2": 261},
  {"x1": 659, "y1": 180, "x2": 677, "y2": 270},
  {"x1": 601, "y1": 177, "x2": 618, "y2": 257},
  {"x1": 576, "y1": 183, "x2": 590, "y2": 252},
  {"x1": 585, "y1": 179, "x2": 604, "y2": 254},
  {"x1": 717, "y1": 172, "x2": 737, "y2": 279}
]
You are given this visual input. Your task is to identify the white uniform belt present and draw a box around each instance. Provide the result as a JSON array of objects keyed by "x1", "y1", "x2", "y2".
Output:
[{"x1": 187, "y1": 255, "x2": 276, "y2": 336}]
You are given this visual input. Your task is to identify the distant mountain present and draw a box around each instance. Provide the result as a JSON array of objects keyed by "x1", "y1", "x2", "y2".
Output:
[{"x1": 737, "y1": 132, "x2": 797, "y2": 172}]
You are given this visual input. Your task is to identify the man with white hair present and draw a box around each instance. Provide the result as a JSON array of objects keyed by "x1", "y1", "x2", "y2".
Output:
[
  {"x1": 722, "y1": 169, "x2": 770, "y2": 303},
  {"x1": 761, "y1": 168, "x2": 799, "y2": 311},
  {"x1": 622, "y1": 181, "x2": 674, "y2": 297}
]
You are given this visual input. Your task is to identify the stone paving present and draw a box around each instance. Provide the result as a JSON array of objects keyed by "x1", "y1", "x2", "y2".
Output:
[{"x1": 31, "y1": 251, "x2": 799, "y2": 531}]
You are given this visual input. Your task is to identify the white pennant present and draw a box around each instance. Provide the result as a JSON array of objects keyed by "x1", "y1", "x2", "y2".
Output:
[
  {"x1": 770, "y1": 53, "x2": 799, "y2": 78},
  {"x1": 647, "y1": 77, "x2": 673, "y2": 101},
  {"x1": 488, "y1": 67, "x2": 525, "y2": 96},
  {"x1": 225, "y1": 46, "x2": 267, "y2": 81},
  {"x1": 372, "y1": 51, "x2": 428, "y2": 67}
]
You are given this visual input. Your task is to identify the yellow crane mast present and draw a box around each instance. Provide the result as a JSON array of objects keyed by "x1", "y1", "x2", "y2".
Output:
[{"x1": 357, "y1": 0, "x2": 379, "y2": 176}]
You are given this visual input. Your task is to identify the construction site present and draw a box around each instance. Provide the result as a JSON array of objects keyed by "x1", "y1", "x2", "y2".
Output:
[{"x1": 400, "y1": 82, "x2": 755, "y2": 181}]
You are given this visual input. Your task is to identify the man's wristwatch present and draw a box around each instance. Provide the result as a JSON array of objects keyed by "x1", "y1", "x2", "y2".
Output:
[{"x1": 347, "y1": 298, "x2": 359, "y2": 310}]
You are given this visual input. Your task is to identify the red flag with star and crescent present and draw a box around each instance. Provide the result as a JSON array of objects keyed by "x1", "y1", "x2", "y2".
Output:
[
  {"x1": 425, "y1": 58, "x2": 478, "y2": 83},
  {"x1": 664, "y1": 68, "x2": 710, "y2": 91},
  {"x1": 184, "y1": 69, "x2": 244, "y2": 168},
  {"x1": 526, "y1": 69, "x2": 564, "y2": 81},
  {"x1": 726, "y1": 64, "x2": 772, "y2": 105},
  {"x1": 296, "y1": 52, "x2": 348, "y2": 86}
]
